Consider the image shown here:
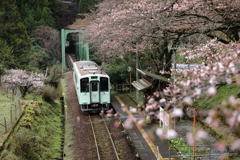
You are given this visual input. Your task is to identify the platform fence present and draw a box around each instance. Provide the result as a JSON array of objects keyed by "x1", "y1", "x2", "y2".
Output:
[
  {"x1": 0, "y1": 87, "x2": 23, "y2": 145},
  {"x1": 167, "y1": 145, "x2": 238, "y2": 160},
  {"x1": 113, "y1": 84, "x2": 135, "y2": 93}
]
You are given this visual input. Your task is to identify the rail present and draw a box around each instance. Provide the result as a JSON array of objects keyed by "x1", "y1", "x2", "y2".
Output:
[
  {"x1": 89, "y1": 115, "x2": 119, "y2": 160},
  {"x1": 89, "y1": 115, "x2": 100, "y2": 160},
  {"x1": 102, "y1": 116, "x2": 119, "y2": 160}
]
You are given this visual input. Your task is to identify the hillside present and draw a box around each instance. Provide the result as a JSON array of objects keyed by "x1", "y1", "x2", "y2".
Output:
[
  {"x1": 194, "y1": 83, "x2": 240, "y2": 110},
  {"x1": 176, "y1": 83, "x2": 240, "y2": 158}
]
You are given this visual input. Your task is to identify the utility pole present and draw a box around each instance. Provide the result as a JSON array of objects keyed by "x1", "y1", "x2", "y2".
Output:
[
  {"x1": 172, "y1": 49, "x2": 176, "y2": 130},
  {"x1": 193, "y1": 109, "x2": 197, "y2": 159},
  {"x1": 127, "y1": 67, "x2": 132, "y2": 94},
  {"x1": 188, "y1": 36, "x2": 190, "y2": 69},
  {"x1": 136, "y1": 42, "x2": 139, "y2": 103}
]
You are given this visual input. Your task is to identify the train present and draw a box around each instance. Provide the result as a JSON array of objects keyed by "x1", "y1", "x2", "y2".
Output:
[{"x1": 72, "y1": 60, "x2": 111, "y2": 112}]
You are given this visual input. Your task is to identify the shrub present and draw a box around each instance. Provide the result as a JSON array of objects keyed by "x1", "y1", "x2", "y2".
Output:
[
  {"x1": 44, "y1": 65, "x2": 62, "y2": 88},
  {"x1": 13, "y1": 130, "x2": 44, "y2": 160},
  {"x1": 41, "y1": 85, "x2": 58, "y2": 102}
]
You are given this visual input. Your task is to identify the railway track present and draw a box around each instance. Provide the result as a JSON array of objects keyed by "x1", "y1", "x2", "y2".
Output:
[
  {"x1": 89, "y1": 115, "x2": 120, "y2": 160},
  {"x1": 66, "y1": 53, "x2": 76, "y2": 69}
]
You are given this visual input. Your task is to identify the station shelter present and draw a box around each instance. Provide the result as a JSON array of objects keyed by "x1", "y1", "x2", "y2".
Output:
[{"x1": 131, "y1": 68, "x2": 171, "y2": 106}]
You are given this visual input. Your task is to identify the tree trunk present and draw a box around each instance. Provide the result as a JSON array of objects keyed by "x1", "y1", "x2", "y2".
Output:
[{"x1": 19, "y1": 86, "x2": 31, "y2": 98}]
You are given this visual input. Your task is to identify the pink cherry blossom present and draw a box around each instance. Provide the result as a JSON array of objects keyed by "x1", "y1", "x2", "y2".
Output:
[
  {"x1": 196, "y1": 130, "x2": 208, "y2": 140},
  {"x1": 183, "y1": 96, "x2": 193, "y2": 105},
  {"x1": 230, "y1": 139, "x2": 240, "y2": 151},
  {"x1": 84, "y1": 0, "x2": 240, "y2": 151},
  {"x1": 206, "y1": 86, "x2": 217, "y2": 96},
  {"x1": 172, "y1": 108, "x2": 183, "y2": 117},
  {"x1": 167, "y1": 129, "x2": 178, "y2": 139},
  {"x1": 215, "y1": 142, "x2": 226, "y2": 152},
  {"x1": 156, "y1": 128, "x2": 164, "y2": 139},
  {"x1": 186, "y1": 132, "x2": 194, "y2": 145},
  {"x1": 123, "y1": 116, "x2": 133, "y2": 129},
  {"x1": 114, "y1": 121, "x2": 121, "y2": 128}
]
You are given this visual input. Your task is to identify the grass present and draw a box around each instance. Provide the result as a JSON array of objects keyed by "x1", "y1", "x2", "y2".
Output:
[
  {"x1": 0, "y1": 89, "x2": 19, "y2": 142},
  {"x1": 58, "y1": 78, "x2": 75, "y2": 160},
  {"x1": 0, "y1": 104, "x2": 11, "y2": 142},
  {"x1": 129, "y1": 90, "x2": 144, "y2": 105},
  {"x1": 169, "y1": 137, "x2": 193, "y2": 155},
  {"x1": 194, "y1": 83, "x2": 240, "y2": 110},
  {"x1": 1, "y1": 96, "x2": 64, "y2": 160},
  {"x1": 0, "y1": 93, "x2": 11, "y2": 101},
  {"x1": 63, "y1": 122, "x2": 74, "y2": 160},
  {"x1": 177, "y1": 83, "x2": 240, "y2": 159}
]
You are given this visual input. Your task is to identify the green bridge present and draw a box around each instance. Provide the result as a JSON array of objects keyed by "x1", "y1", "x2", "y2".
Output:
[{"x1": 61, "y1": 29, "x2": 90, "y2": 70}]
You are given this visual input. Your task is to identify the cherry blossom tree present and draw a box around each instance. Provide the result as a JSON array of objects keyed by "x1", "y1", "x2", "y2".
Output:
[
  {"x1": 2, "y1": 69, "x2": 45, "y2": 98},
  {"x1": 83, "y1": 0, "x2": 240, "y2": 155},
  {"x1": 156, "y1": 39, "x2": 240, "y2": 155},
  {"x1": 84, "y1": 0, "x2": 240, "y2": 74}
]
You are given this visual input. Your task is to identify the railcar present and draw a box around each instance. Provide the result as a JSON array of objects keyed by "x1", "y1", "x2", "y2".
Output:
[{"x1": 72, "y1": 61, "x2": 110, "y2": 112}]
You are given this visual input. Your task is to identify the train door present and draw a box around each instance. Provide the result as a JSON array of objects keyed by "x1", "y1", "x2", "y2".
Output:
[
  {"x1": 100, "y1": 77, "x2": 110, "y2": 104},
  {"x1": 90, "y1": 81, "x2": 99, "y2": 103},
  {"x1": 80, "y1": 78, "x2": 90, "y2": 105}
]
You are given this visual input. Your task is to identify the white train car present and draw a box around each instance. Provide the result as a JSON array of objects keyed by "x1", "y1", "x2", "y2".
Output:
[{"x1": 72, "y1": 61, "x2": 110, "y2": 112}]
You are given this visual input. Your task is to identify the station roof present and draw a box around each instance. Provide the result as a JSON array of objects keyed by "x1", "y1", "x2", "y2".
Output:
[
  {"x1": 132, "y1": 78, "x2": 152, "y2": 91},
  {"x1": 131, "y1": 68, "x2": 171, "y2": 91}
]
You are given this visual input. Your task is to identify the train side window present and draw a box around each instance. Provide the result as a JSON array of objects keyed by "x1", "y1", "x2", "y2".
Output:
[
  {"x1": 92, "y1": 81, "x2": 98, "y2": 91},
  {"x1": 81, "y1": 78, "x2": 89, "y2": 92},
  {"x1": 100, "y1": 77, "x2": 109, "y2": 91}
]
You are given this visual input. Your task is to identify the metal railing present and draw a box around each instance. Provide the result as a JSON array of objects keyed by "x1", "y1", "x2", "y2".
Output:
[
  {"x1": 0, "y1": 87, "x2": 23, "y2": 144},
  {"x1": 0, "y1": 99, "x2": 22, "y2": 133},
  {"x1": 168, "y1": 145, "x2": 238, "y2": 160},
  {"x1": 113, "y1": 84, "x2": 134, "y2": 93}
]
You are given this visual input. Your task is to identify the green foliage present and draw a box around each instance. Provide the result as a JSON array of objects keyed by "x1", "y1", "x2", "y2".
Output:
[
  {"x1": 89, "y1": 50, "x2": 103, "y2": 65},
  {"x1": 178, "y1": 119, "x2": 186, "y2": 123},
  {"x1": 78, "y1": 0, "x2": 101, "y2": 15},
  {"x1": 34, "y1": 96, "x2": 44, "y2": 106},
  {"x1": 176, "y1": 51, "x2": 202, "y2": 64},
  {"x1": 105, "y1": 51, "x2": 154, "y2": 85},
  {"x1": 0, "y1": 39, "x2": 14, "y2": 68},
  {"x1": 0, "y1": 64, "x2": 6, "y2": 79},
  {"x1": 41, "y1": 85, "x2": 59, "y2": 102},
  {"x1": 16, "y1": 0, "x2": 59, "y2": 35},
  {"x1": 0, "y1": 1, "x2": 31, "y2": 69},
  {"x1": 122, "y1": 51, "x2": 151, "y2": 72},
  {"x1": 32, "y1": 25, "x2": 61, "y2": 69},
  {"x1": 0, "y1": 0, "x2": 77, "y2": 71},
  {"x1": 45, "y1": 65, "x2": 62, "y2": 87},
  {"x1": 24, "y1": 93, "x2": 34, "y2": 100},
  {"x1": 105, "y1": 58, "x2": 132, "y2": 85},
  {"x1": 169, "y1": 137, "x2": 193, "y2": 155},
  {"x1": 7, "y1": 99, "x2": 63, "y2": 160},
  {"x1": 57, "y1": 78, "x2": 66, "y2": 98},
  {"x1": 129, "y1": 91, "x2": 144, "y2": 105},
  {"x1": 26, "y1": 38, "x2": 45, "y2": 71},
  {"x1": 194, "y1": 83, "x2": 240, "y2": 110},
  {"x1": 21, "y1": 106, "x2": 35, "y2": 128}
]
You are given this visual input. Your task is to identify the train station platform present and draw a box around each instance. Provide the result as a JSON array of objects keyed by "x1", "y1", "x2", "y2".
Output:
[{"x1": 111, "y1": 94, "x2": 179, "y2": 160}]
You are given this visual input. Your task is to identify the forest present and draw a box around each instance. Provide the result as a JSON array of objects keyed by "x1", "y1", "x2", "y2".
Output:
[{"x1": 0, "y1": 0, "x2": 98, "y2": 72}]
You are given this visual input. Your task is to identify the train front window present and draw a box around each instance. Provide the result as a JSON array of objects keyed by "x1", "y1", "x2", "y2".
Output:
[
  {"x1": 92, "y1": 81, "x2": 98, "y2": 91},
  {"x1": 80, "y1": 78, "x2": 89, "y2": 92},
  {"x1": 100, "y1": 77, "x2": 108, "y2": 91}
]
